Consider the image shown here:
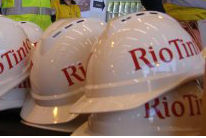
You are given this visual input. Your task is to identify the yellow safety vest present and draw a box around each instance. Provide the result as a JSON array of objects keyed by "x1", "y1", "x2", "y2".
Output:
[
  {"x1": 51, "y1": 0, "x2": 81, "y2": 21},
  {"x1": 164, "y1": 3, "x2": 206, "y2": 21},
  {"x1": 1, "y1": 0, "x2": 52, "y2": 30}
]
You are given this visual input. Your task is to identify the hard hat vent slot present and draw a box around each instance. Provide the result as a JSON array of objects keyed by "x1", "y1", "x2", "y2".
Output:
[
  {"x1": 65, "y1": 24, "x2": 73, "y2": 29},
  {"x1": 77, "y1": 20, "x2": 84, "y2": 23},
  {"x1": 53, "y1": 31, "x2": 61, "y2": 38},
  {"x1": 150, "y1": 12, "x2": 158, "y2": 15},
  {"x1": 136, "y1": 13, "x2": 144, "y2": 16},
  {"x1": 21, "y1": 21, "x2": 26, "y2": 23},
  {"x1": 121, "y1": 16, "x2": 131, "y2": 22}
]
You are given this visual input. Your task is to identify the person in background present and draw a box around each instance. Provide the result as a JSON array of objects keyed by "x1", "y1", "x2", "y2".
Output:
[
  {"x1": 163, "y1": 0, "x2": 206, "y2": 21},
  {"x1": 51, "y1": 0, "x2": 81, "y2": 22},
  {"x1": 163, "y1": 0, "x2": 206, "y2": 50},
  {"x1": 140, "y1": 0, "x2": 166, "y2": 13},
  {"x1": 140, "y1": 0, "x2": 206, "y2": 21},
  {"x1": 0, "y1": 0, "x2": 53, "y2": 31}
]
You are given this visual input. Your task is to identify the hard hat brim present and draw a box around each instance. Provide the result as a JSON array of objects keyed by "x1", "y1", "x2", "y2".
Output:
[
  {"x1": 70, "y1": 72, "x2": 203, "y2": 114},
  {"x1": 20, "y1": 94, "x2": 78, "y2": 125},
  {"x1": 70, "y1": 89, "x2": 161, "y2": 114},
  {"x1": 21, "y1": 114, "x2": 88, "y2": 133}
]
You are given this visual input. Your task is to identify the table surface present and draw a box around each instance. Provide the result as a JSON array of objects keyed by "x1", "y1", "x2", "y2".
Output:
[{"x1": 0, "y1": 109, "x2": 70, "y2": 136}]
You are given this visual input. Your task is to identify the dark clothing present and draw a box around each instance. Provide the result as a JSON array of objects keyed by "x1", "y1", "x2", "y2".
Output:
[
  {"x1": 51, "y1": 14, "x2": 56, "y2": 22},
  {"x1": 60, "y1": 0, "x2": 76, "y2": 5},
  {"x1": 140, "y1": 0, "x2": 166, "y2": 13}
]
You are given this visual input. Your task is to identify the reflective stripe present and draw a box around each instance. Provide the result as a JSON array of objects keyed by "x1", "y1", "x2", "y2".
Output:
[
  {"x1": 2, "y1": 0, "x2": 52, "y2": 15},
  {"x1": 2, "y1": 7, "x2": 52, "y2": 15}
]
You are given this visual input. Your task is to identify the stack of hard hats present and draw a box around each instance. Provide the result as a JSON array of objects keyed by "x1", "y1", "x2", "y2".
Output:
[
  {"x1": 0, "y1": 15, "x2": 107, "y2": 133},
  {"x1": 0, "y1": 10, "x2": 205, "y2": 136},
  {"x1": 69, "y1": 11, "x2": 205, "y2": 135},
  {"x1": 19, "y1": 18, "x2": 106, "y2": 132}
]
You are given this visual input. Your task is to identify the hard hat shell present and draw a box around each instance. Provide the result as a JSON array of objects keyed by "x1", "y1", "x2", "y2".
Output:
[
  {"x1": 70, "y1": 11, "x2": 204, "y2": 114},
  {"x1": 0, "y1": 16, "x2": 31, "y2": 97},
  {"x1": 0, "y1": 79, "x2": 30, "y2": 111},
  {"x1": 20, "y1": 18, "x2": 106, "y2": 124},
  {"x1": 72, "y1": 81, "x2": 203, "y2": 136}
]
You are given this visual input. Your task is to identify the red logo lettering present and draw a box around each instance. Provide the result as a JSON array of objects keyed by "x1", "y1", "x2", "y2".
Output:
[
  {"x1": 145, "y1": 98, "x2": 165, "y2": 119},
  {"x1": 129, "y1": 48, "x2": 154, "y2": 70},
  {"x1": 129, "y1": 38, "x2": 200, "y2": 71},
  {"x1": 0, "y1": 39, "x2": 31, "y2": 76},
  {"x1": 62, "y1": 62, "x2": 86, "y2": 86},
  {"x1": 145, "y1": 94, "x2": 202, "y2": 119},
  {"x1": 17, "y1": 79, "x2": 31, "y2": 88}
]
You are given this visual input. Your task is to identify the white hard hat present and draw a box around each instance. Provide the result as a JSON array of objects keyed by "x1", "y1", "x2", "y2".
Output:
[
  {"x1": 20, "y1": 18, "x2": 106, "y2": 124},
  {"x1": 21, "y1": 115, "x2": 88, "y2": 133},
  {"x1": 72, "y1": 81, "x2": 203, "y2": 136},
  {"x1": 70, "y1": 11, "x2": 205, "y2": 114},
  {"x1": 18, "y1": 21, "x2": 43, "y2": 44},
  {"x1": 0, "y1": 79, "x2": 30, "y2": 111},
  {"x1": 0, "y1": 16, "x2": 31, "y2": 97}
]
